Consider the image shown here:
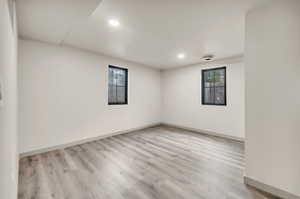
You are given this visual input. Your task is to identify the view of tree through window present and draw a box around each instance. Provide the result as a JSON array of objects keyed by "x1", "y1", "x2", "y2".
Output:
[
  {"x1": 202, "y1": 67, "x2": 226, "y2": 106},
  {"x1": 108, "y1": 66, "x2": 128, "y2": 105}
]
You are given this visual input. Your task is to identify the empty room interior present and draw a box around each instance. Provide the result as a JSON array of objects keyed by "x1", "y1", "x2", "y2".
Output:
[{"x1": 1, "y1": 0, "x2": 300, "y2": 198}]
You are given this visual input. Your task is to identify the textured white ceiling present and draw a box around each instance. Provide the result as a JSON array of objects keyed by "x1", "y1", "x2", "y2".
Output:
[{"x1": 17, "y1": 0, "x2": 269, "y2": 69}]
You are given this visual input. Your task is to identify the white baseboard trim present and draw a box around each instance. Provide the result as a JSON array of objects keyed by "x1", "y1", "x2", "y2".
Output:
[
  {"x1": 244, "y1": 176, "x2": 300, "y2": 199},
  {"x1": 161, "y1": 123, "x2": 244, "y2": 142},
  {"x1": 19, "y1": 123, "x2": 161, "y2": 158}
]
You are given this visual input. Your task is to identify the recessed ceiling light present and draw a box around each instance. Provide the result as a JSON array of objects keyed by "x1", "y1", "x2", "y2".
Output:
[
  {"x1": 108, "y1": 19, "x2": 120, "y2": 27},
  {"x1": 177, "y1": 53, "x2": 186, "y2": 59}
]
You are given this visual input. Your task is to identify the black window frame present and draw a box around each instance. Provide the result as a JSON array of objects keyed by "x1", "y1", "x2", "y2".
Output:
[
  {"x1": 201, "y1": 66, "x2": 227, "y2": 106},
  {"x1": 108, "y1": 65, "x2": 128, "y2": 105}
]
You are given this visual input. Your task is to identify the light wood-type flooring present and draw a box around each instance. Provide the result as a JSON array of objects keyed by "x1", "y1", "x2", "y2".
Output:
[{"x1": 18, "y1": 126, "x2": 278, "y2": 199}]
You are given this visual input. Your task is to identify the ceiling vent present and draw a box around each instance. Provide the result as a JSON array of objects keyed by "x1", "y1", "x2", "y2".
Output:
[{"x1": 202, "y1": 55, "x2": 214, "y2": 61}]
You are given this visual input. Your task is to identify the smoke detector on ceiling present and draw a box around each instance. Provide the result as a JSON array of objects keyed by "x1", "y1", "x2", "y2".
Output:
[{"x1": 202, "y1": 55, "x2": 214, "y2": 61}]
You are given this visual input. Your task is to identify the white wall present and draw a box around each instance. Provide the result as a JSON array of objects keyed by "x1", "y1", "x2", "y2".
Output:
[
  {"x1": 0, "y1": 0, "x2": 18, "y2": 198},
  {"x1": 245, "y1": 0, "x2": 300, "y2": 197},
  {"x1": 18, "y1": 39, "x2": 161, "y2": 154},
  {"x1": 161, "y1": 57, "x2": 245, "y2": 140}
]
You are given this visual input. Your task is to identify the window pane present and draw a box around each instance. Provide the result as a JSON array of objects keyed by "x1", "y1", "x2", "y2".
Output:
[
  {"x1": 108, "y1": 85, "x2": 117, "y2": 103},
  {"x1": 117, "y1": 86, "x2": 126, "y2": 103},
  {"x1": 109, "y1": 68, "x2": 115, "y2": 85},
  {"x1": 204, "y1": 71, "x2": 214, "y2": 87},
  {"x1": 204, "y1": 87, "x2": 214, "y2": 104},
  {"x1": 116, "y1": 70, "x2": 126, "y2": 86},
  {"x1": 215, "y1": 87, "x2": 225, "y2": 104},
  {"x1": 108, "y1": 66, "x2": 128, "y2": 104},
  {"x1": 202, "y1": 67, "x2": 226, "y2": 106},
  {"x1": 214, "y1": 69, "x2": 225, "y2": 87}
]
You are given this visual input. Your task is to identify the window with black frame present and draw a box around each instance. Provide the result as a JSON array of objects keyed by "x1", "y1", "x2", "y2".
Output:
[
  {"x1": 108, "y1": 65, "x2": 128, "y2": 105},
  {"x1": 202, "y1": 67, "x2": 226, "y2": 106}
]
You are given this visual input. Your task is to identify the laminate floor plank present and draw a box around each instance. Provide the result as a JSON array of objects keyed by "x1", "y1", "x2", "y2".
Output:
[{"x1": 18, "y1": 126, "x2": 279, "y2": 199}]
